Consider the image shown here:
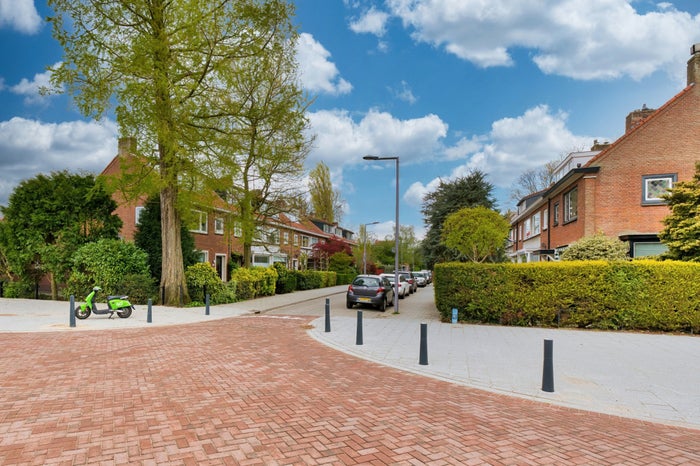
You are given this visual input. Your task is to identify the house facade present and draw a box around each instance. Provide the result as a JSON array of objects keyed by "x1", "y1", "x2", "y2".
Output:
[
  {"x1": 509, "y1": 44, "x2": 700, "y2": 261},
  {"x1": 101, "y1": 139, "x2": 356, "y2": 279}
]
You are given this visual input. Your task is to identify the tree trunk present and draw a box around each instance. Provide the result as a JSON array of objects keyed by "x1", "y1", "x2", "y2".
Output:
[{"x1": 160, "y1": 185, "x2": 189, "y2": 306}]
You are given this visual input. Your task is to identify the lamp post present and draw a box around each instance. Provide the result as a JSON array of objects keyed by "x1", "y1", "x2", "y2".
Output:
[
  {"x1": 361, "y1": 221, "x2": 379, "y2": 274},
  {"x1": 363, "y1": 155, "x2": 400, "y2": 314}
]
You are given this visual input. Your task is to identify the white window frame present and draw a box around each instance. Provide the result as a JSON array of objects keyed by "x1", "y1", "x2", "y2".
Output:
[
  {"x1": 532, "y1": 213, "x2": 541, "y2": 236},
  {"x1": 642, "y1": 174, "x2": 676, "y2": 205},
  {"x1": 233, "y1": 221, "x2": 242, "y2": 237},
  {"x1": 542, "y1": 208, "x2": 548, "y2": 230},
  {"x1": 135, "y1": 206, "x2": 145, "y2": 226},
  {"x1": 563, "y1": 188, "x2": 578, "y2": 223},
  {"x1": 191, "y1": 210, "x2": 208, "y2": 234},
  {"x1": 214, "y1": 217, "x2": 224, "y2": 235},
  {"x1": 283, "y1": 231, "x2": 289, "y2": 244}
]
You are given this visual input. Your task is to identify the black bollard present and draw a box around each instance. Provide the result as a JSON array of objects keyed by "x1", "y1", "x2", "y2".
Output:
[
  {"x1": 147, "y1": 298, "x2": 152, "y2": 323},
  {"x1": 419, "y1": 322, "x2": 428, "y2": 365},
  {"x1": 542, "y1": 339, "x2": 554, "y2": 392},
  {"x1": 324, "y1": 298, "x2": 331, "y2": 332},
  {"x1": 205, "y1": 294, "x2": 210, "y2": 316},
  {"x1": 69, "y1": 295, "x2": 76, "y2": 328},
  {"x1": 356, "y1": 310, "x2": 363, "y2": 345}
]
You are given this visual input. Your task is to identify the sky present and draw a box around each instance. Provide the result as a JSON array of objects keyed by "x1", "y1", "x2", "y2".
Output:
[{"x1": 1, "y1": 1, "x2": 700, "y2": 241}]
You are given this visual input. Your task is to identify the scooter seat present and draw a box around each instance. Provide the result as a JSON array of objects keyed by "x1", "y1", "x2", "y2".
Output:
[{"x1": 107, "y1": 295, "x2": 128, "y2": 300}]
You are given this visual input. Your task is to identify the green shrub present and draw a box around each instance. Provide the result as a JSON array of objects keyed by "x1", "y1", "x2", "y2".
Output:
[
  {"x1": 273, "y1": 262, "x2": 297, "y2": 294},
  {"x1": 185, "y1": 262, "x2": 238, "y2": 305},
  {"x1": 560, "y1": 233, "x2": 629, "y2": 261},
  {"x1": 230, "y1": 267, "x2": 278, "y2": 301},
  {"x1": 434, "y1": 260, "x2": 700, "y2": 333},
  {"x1": 2, "y1": 280, "x2": 34, "y2": 299},
  {"x1": 65, "y1": 239, "x2": 152, "y2": 301}
]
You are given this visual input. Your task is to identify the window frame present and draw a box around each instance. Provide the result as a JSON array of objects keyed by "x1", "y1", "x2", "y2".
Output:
[
  {"x1": 553, "y1": 202, "x2": 560, "y2": 226},
  {"x1": 191, "y1": 210, "x2": 208, "y2": 234},
  {"x1": 563, "y1": 188, "x2": 578, "y2": 223},
  {"x1": 642, "y1": 174, "x2": 676, "y2": 205},
  {"x1": 214, "y1": 217, "x2": 224, "y2": 235}
]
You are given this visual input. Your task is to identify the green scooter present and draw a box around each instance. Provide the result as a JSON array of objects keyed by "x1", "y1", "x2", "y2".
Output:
[{"x1": 75, "y1": 286, "x2": 134, "y2": 319}]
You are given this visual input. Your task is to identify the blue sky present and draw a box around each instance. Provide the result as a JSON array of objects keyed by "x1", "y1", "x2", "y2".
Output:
[{"x1": 1, "y1": 1, "x2": 700, "y2": 241}]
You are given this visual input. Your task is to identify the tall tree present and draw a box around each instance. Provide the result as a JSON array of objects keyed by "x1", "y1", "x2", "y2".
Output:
[
  {"x1": 48, "y1": 0, "x2": 301, "y2": 304},
  {"x1": 0, "y1": 171, "x2": 121, "y2": 298},
  {"x1": 420, "y1": 171, "x2": 496, "y2": 268},
  {"x1": 308, "y1": 162, "x2": 342, "y2": 223},
  {"x1": 134, "y1": 195, "x2": 199, "y2": 280},
  {"x1": 441, "y1": 206, "x2": 510, "y2": 263},
  {"x1": 659, "y1": 162, "x2": 700, "y2": 260}
]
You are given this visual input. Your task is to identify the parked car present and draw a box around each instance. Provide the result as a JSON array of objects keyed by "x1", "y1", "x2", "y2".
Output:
[
  {"x1": 346, "y1": 274, "x2": 395, "y2": 311},
  {"x1": 401, "y1": 271, "x2": 418, "y2": 293},
  {"x1": 420, "y1": 270, "x2": 432, "y2": 284},
  {"x1": 380, "y1": 273, "x2": 410, "y2": 299},
  {"x1": 412, "y1": 271, "x2": 428, "y2": 287}
]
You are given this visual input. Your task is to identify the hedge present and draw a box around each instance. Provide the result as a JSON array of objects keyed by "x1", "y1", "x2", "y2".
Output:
[{"x1": 434, "y1": 260, "x2": 700, "y2": 333}]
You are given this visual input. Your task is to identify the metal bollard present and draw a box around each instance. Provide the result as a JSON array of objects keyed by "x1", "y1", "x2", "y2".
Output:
[
  {"x1": 205, "y1": 294, "x2": 210, "y2": 316},
  {"x1": 356, "y1": 310, "x2": 363, "y2": 345},
  {"x1": 542, "y1": 339, "x2": 554, "y2": 392},
  {"x1": 69, "y1": 295, "x2": 76, "y2": 328},
  {"x1": 419, "y1": 322, "x2": 428, "y2": 365},
  {"x1": 147, "y1": 298, "x2": 152, "y2": 323},
  {"x1": 324, "y1": 298, "x2": 331, "y2": 332}
]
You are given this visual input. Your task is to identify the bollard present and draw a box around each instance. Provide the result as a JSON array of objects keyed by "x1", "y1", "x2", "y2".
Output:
[
  {"x1": 205, "y1": 294, "x2": 210, "y2": 316},
  {"x1": 419, "y1": 322, "x2": 428, "y2": 365},
  {"x1": 451, "y1": 308, "x2": 458, "y2": 324},
  {"x1": 542, "y1": 339, "x2": 554, "y2": 392},
  {"x1": 324, "y1": 298, "x2": 331, "y2": 332},
  {"x1": 356, "y1": 310, "x2": 363, "y2": 345},
  {"x1": 69, "y1": 295, "x2": 76, "y2": 328},
  {"x1": 147, "y1": 298, "x2": 152, "y2": 323}
]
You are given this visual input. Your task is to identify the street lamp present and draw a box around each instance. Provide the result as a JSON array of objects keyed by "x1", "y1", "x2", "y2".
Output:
[
  {"x1": 363, "y1": 155, "x2": 400, "y2": 314},
  {"x1": 360, "y1": 221, "x2": 380, "y2": 274}
]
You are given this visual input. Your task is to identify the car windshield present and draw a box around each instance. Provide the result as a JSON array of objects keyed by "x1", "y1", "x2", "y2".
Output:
[{"x1": 353, "y1": 277, "x2": 380, "y2": 287}]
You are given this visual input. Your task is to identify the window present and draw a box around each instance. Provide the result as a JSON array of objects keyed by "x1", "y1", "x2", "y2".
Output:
[
  {"x1": 301, "y1": 236, "x2": 310, "y2": 247},
  {"x1": 553, "y1": 202, "x2": 559, "y2": 226},
  {"x1": 532, "y1": 213, "x2": 541, "y2": 236},
  {"x1": 191, "y1": 210, "x2": 208, "y2": 234},
  {"x1": 542, "y1": 208, "x2": 549, "y2": 230},
  {"x1": 642, "y1": 174, "x2": 676, "y2": 205},
  {"x1": 524, "y1": 217, "x2": 532, "y2": 238},
  {"x1": 135, "y1": 206, "x2": 145, "y2": 226},
  {"x1": 268, "y1": 229, "x2": 280, "y2": 244},
  {"x1": 294, "y1": 234, "x2": 299, "y2": 245},
  {"x1": 233, "y1": 222, "x2": 242, "y2": 237},
  {"x1": 283, "y1": 231, "x2": 289, "y2": 244},
  {"x1": 196, "y1": 250, "x2": 209, "y2": 263},
  {"x1": 563, "y1": 188, "x2": 578, "y2": 223},
  {"x1": 253, "y1": 255, "x2": 270, "y2": 266},
  {"x1": 214, "y1": 217, "x2": 224, "y2": 235}
]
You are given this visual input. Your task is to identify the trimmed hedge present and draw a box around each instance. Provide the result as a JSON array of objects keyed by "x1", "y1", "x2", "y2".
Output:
[
  {"x1": 230, "y1": 267, "x2": 278, "y2": 301},
  {"x1": 434, "y1": 260, "x2": 700, "y2": 333}
]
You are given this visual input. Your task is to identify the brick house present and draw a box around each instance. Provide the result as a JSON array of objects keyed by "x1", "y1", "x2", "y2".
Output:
[
  {"x1": 509, "y1": 44, "x2": 700, "y2": 261},
  {"x1": 101, "y1": 139, "x2": 356, "y2": 278}
]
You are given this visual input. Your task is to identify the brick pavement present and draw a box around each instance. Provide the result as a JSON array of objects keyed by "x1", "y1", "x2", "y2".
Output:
[{"x1": 1, "y1": 315, "x2": 698, "y2": 465}]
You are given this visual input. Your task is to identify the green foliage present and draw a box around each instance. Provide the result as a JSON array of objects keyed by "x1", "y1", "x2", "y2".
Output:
[
  {"x1": 1, "y1": 171, "x2": 121, "y2": 298},
  {"x1": 434, "y1": 260, "x2": 700, "y2": 333},
  {"x1": 273, "y1": 262, "x2": 297, "y2": 294},
  {"x1": 328, "y1": 252, "x2": 355, "y2": 274},
  {"x1": 560, "y1": 233, "x2": 629, "y2": 261},
  {"x1": 420, "y1": 171, "x2": 496, "y2": 268},
  {"x1": 185, "y1": 262, "x2": 237, "y2": 305},
  {"x1": 230, "y1": 267, "x2": 278, "y2": 301},
  {"x1": 134, "y1": 195, "x2": 199, "y2": 280},
  {"x1": 441, "y1": 206, "x2": 510, "y2": 262},
  {"x1": 65, "y1": 239, "x2": 153, "y2": 303},
  {"x1": 309, "y1": 162, "x2": 342, "y2": 223},
  {"x1": 659, "y1": 163, "x2": 700, "y2": 261},
  {"x1": 1, "y1": 280, "x2": 34, "y2": 299}
]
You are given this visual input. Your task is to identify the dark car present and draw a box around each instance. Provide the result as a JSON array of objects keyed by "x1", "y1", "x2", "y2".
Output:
[
  {"x1": 400, "y1": 271, "x2": 418, "y2": 293},
  {"x1": 346, "y1": 274, "x2": 395, "y2": 311}
]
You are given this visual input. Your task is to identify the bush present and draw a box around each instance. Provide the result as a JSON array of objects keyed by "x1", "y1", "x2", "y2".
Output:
[
  {"x1": 434, "y1": 260, "x2": 700, "y2": 333},
  {"x1": 65, "y1": 239, "x2": 152, "y2": 302},
  {"x1": 273, "y1": 262, "x2": 297, "y2": 294},
  {"x1": 560, "y1": 233, "x2": 629, "y2": 261},
  {"x1": 185, "y1": 262, "x2": 238, "y2": 305},
  {"x1": 230, "y1": 267, "x2": 278, "y2": 301},
  {"x1": 2, "y1": 280, "x2": 34, "y2": 299}
]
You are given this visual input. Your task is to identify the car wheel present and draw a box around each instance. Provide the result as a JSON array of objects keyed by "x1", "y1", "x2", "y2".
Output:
[
  {"x1": 378, "y1": 296, "x2": 387, "y2": 312},
  {"x1": 346, "y1": 300, "x2": 354, "y2": 309}
]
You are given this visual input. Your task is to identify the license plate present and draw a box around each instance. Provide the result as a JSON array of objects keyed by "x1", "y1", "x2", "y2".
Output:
[{"x1": 359, "y1": 297, "x2": 371, "y2": 303}]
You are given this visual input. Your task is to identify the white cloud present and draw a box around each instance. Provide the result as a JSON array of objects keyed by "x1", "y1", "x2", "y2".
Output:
[
  {"x1": 350, "y1": 7, "x2": 390, "y2": 36},
  {"x1": 296, "y1": 33, "x2": 353, "y2": 95},
  {"x1": 386, "y1": 0, "x2": 700, "y2": 80},
  {"x1": 0, "y1": 0, "x2": 41, "y2": 34},
  {"x1": 9, "y1": 63, "x2": 62, "y2": 105},
  {"x1": 403, "y1": 105, "x2": 601, "y2": 208},
  {"x1": 306, "y1": 108, "x2": 448, "y2": 170},
  {"x1": 0, "y1": 117, "x2": 118, "y2": 207},
  {"x1": 389, "y1": 80, "x2": 417, "y2": 104}
]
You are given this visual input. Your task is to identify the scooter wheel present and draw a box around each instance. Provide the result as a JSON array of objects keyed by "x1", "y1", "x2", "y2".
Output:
[
  {"x1": 117, "y1": 306, "x2": 133, "y2": 319},
  {"x1": 75, "y1": 306, "x2": 91, "y2": 320}
]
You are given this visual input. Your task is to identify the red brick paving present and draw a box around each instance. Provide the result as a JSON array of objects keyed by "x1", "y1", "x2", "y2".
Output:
[{"x1": 0, "y1": 315, "x2": 698, "y2": 465}]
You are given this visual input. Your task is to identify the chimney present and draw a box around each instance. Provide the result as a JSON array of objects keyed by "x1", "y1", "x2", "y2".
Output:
[
  {"x1": 625, "y1": 104, "x2": 655, "y2": 133},
  {"x1": 118, "y1": 137, "x2": 136, "y2": 156},
  {"x1": 688, "y1": 43, "x2": 700, "y2": 86},
  {"x1": 590, "y1": 139, "x2": 610, "y2": 151}
]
